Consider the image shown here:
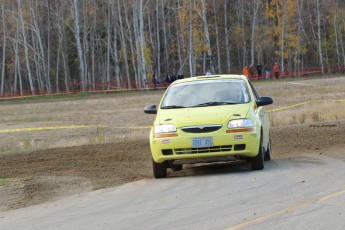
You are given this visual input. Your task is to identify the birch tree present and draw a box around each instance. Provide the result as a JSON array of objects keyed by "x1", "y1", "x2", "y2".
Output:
[
  {"x1": 71, "y1": 0, "x2": 85, "y2": 90},
  {"x1": 249, "y1": 0, "x2": 260, "y2": 66},
  {"x1": 1, "y1": 0, "x2": 6, "y2": 96},
  {"x1": 201, "y1": 0, "x2": 215, "y2": 73},
  {"x1": 316, "y1": 0, "x2": 324, "y2": 73},
  {"x1": 189, "y1": 0, "x2": 195, "y2": 77},
  {"x1": 17, "y1": 0, "x2": 35, "y2": 95}
]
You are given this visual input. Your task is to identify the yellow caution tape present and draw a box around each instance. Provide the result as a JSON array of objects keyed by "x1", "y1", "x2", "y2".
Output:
[
  {"x1": 0, "y1": 125, "x2": 94, "y2": 133},
  {"x1": 0, "y1": 125, "x2": 152, "y2": 133},
  {"x1": 1, "y1": 99, "x2": 344, "y2": 133},
  {"x1": 267, "y1": 99, "x2": 345, "y2": 113}
]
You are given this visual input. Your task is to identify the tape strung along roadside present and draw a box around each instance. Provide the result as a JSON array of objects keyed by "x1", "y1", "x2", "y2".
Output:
[
  {"x1": 0, "y1": 125, "x2": 151, "y2": 133},
  {"x1": 267, "y1": 99, "x2": 345, "y2": 113},
  {"x1": 1, "y1": 99, "x2": 344, "y2": 133}
]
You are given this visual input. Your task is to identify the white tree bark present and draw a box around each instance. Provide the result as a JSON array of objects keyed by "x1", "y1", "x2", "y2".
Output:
[
  {"x1": 224, "y1": 0, "x2": 231, "y2": 72},
  {"x1": 213, "y1": 0, "x2": 221, "y2": 73},
  {"x1": 115, "y1": 0, "x2": 130, "y2": 87},
  {"x1": 250, "y1": 0, "x2": 260, "y2": 66},
  {"x1": 71, "y1": 0, "x2": 85, "y2": 90},
  {"x1": 317, "y1": 0, "x2": 324, "y2": 73},
  {"x1": 201, "y1": 0, "x2": 215, "y2": 73},
  {"x1": 124, "y1": 0, "x2": 136, "y2": 88},
  {"x1": 46, "y1": 0, "x2": 51, "y2": 93},
  {"x1": 1, "y1": 1, "x2": 6, "y2": 97},
  {"x1": 189, "y1": 0, "x2": 195, "y2": 77},
  {"x1": 17, "y1": 0, "x2": 35, "y2": 95},
  {"x1": 139, "y1": 0, "x2": 147, "y2": 87},
  {"x1": 280, "y1": 0, "x2": 286, "y2": 74}
]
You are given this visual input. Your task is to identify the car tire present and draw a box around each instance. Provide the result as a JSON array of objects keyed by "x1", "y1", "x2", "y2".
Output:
[
  {"x1": 152, "y1": 160, "x2": 167, "y2": 178},
  {"x1": 251, "y1": 134, "x2": 264, "y2": 170},
  {"x1": 264, "y1": 138, "x2": 272, "y2": 161}
]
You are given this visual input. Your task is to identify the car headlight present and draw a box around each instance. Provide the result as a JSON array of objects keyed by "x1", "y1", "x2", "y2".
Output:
[
  {"x1": 154, "y1": 124, "x2": 177, "y2": 133},
  {"x1": 228, "y1": 119, "x2": 253, "y2": 128}
]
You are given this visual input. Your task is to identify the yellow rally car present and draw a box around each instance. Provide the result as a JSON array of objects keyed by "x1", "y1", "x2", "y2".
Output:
[{"x1": 144, "y1": 75, "x2": 273, "y2": 178}]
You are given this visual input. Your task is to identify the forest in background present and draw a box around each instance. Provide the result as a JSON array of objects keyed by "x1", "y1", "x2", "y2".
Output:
[{"x1": 0, "y1": 0, "x2": 345, "y2": 97}]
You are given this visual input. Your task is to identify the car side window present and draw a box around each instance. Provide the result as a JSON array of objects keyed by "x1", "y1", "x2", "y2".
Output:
[{"x1": 248, "y1": 81, "x2": 260, "y2": 102}]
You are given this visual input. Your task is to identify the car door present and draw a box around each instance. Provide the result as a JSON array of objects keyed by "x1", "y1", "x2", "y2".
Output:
[{"x1": 248, "y1": 81, "x2": 270, "y2": 148}]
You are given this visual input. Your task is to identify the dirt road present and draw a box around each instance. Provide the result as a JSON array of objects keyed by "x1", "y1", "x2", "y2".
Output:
[{"x1": 1, "y1": 119, "x2": 344, "y2": 212}]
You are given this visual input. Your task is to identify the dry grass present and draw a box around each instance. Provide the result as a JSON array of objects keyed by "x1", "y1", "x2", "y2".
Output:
[
  {"x1": 254, "y1": 76, "x2": 345, "y2": 127},
  {"x1": 1, "y1": 76, "x2": 345, "y2": 154}
]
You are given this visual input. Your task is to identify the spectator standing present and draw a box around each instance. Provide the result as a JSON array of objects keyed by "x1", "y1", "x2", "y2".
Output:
[
  {"x1": 257, "y1": 64, "x2": 263, "y2": 79},
  {"x1": 171, "y1": 74, "x2": 177, "y2": 82},
  {"x1": 165, "y1": 74, "x2": 171, "y2": 85},
  {"x1": 242, "y1": 66, "x2": 249, "y2": 78},
  {"x1": 273, "y1": 63, "x2": 279, "y2": 79},
  {"x1": 152, "y1": 75, "x2": 157, "y2": 89},
  {"x1": 265, "y1": 64, "x2": 270, "y2": 80},
  {"x1": 248, "y1": 65, "x2": 255, "y2": 79}
]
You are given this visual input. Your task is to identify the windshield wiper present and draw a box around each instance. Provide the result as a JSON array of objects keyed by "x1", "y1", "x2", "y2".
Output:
[
  {"x1": 161, "y1": 105, "x2": 186, "y2": 109},
  {"x1": 192, "y1": 101, "x2": 237, "y2": 107}
]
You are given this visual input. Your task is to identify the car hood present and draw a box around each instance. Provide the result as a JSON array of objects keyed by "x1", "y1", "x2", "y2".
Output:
[{"x1": 156, "y1": 104, "x2": 252, "y2": 127}]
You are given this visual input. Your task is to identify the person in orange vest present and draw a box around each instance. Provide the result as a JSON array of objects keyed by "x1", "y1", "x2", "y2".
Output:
[{"x1": 242, "y1": 66, "x2": 249, "y2": 78}]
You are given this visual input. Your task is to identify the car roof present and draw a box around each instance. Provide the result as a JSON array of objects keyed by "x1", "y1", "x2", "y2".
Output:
[{"x1": 170, "y1": 74, "x2": 248, "y2": 85}]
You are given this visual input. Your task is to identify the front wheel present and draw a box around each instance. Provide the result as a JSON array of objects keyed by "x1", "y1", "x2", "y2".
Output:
[
  {"x1": 152, "y1": 160, "x2": 167, "y2": 178},
  {"x1": 251, "y1": 135, "x2": 264, "y2": 170}
]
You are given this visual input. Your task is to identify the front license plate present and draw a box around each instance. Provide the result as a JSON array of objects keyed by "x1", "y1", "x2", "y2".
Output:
[{"x1": 192, "y1": 137, "x2": 213, "y2": 148}]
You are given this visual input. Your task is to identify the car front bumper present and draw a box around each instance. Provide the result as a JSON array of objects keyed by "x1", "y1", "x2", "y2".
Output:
[{"x1": 150, "y1": 129, "x2": 261, "y2": 164}]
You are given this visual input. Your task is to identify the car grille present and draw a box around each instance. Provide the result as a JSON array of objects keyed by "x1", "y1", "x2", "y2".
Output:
[
  {"x1": 181, "y1": 125, "x2": 222, "y2": 133},
  {"x1": 175, "y1": 145, "x2": 232, "y2": 154}
]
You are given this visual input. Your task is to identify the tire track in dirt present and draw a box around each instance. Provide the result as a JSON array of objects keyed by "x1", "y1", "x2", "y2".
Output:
[{"x1": 1, "y1": 120, "x2": 345, "y2": 211}]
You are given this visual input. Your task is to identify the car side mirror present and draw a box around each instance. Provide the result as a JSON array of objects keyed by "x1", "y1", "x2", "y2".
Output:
[
  {"x1": 144, "y1": 104, "x2": 157, "y2": 114},
  {"x1": 257, "y1": 96, "x2": 273, "y2": 107}
]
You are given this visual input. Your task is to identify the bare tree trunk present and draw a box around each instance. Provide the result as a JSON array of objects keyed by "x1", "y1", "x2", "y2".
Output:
[
  {"x1": 106, "y1": 4, "x2": 111, "y2": 90},
  {"x1": 224, "y1": 0, "x2": 231, "y2": 72},
  {"x1": 175, "y1": 0, "x2": 182, "y2": 72},
  {"x1": 116, "y1": 0, "x2": 130, "y2": 88},
  {"x1": 201, "y1": 0, "x2": 215, "y2": 73},
  {"x1": 13, "y1": 27, "x2": 23, "y2": 96},
  {"x1": 189, "y1": 0, "x2": 195, "y2": 77},
  {"x1": 333, "y1": 0, "x2": 340, "y2": 68},
  {"x1": 139, "y1": 0, "x2": 147, "y2": 88},
  {"x1": 90, "y1": 0, "x2": 96, "y2": 91},
  {"x1": 240, "y1": 1, "x2": 246, "y2": 67},
  {"x1": 110, "y1": 1, "x2": 121, "y2": 88},
  {"x1": 17, "y1": 0, "x2": 35, "y2": 95},
  {"x1": 82, "y1": 1, "x2": 89, "y2": 90},
  {"x1": 55, "y1": 35, "x2": 61, "y2": 93},
  {"x1": 250, "y1": 0, "x2": 260, "y2": 66},
  {"x1": 317, "y1": 0, "x2": 324, "y2": 73},
  {"x1": 1, "y1": 1, "x2": 6, "y2": 97},
  {"x1": 124, "y1": 0, "x2": 135, "y2": 88},
  {"x1": 55, "y1": 2, "x2": 68, "y2": 92},
  {"x1": 29, "y1": 2, "x2": 47, "y2": 93},
  {"x1": 15, "y1": 27, "x2": 23, "y2": 96},
  {"x1": 71, "y1": 0, "x2": 85, "y2": 91},
  {"x1": 213, "y1": 0, "x2": 221, "y2": 73},
  {"x1": 155, "y1": 0, "x2": 161, "y2": 79},
  {"x1": 161, "y1": 1, "x2": 169, "y2": 73},
  {"x1": 280, "y1": 0, "x2": 286, "y2": 74},
  {"x1": 46, "y1": 0, "x2": 51, "y2": 93},
  {"x1": 112, "y1": 30, "x2": 121, "y2": 87}
]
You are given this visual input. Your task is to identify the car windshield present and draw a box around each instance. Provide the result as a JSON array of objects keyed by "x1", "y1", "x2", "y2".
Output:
[{"x1": 161, "y1": 79, "x2": 250, "y2": 109}]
